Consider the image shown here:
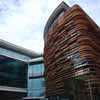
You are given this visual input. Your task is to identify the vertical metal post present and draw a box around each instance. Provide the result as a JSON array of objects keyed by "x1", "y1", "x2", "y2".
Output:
[{"x1": 88, "y1": 79, "x2": 94, "y2": 100}]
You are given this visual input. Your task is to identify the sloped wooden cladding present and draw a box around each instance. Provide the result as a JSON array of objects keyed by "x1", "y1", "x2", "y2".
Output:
[{"x1": 44, "y1": 4, "x2": 100, "y2": 99}]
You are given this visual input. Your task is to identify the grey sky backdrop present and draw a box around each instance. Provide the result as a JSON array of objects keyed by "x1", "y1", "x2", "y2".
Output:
[{"x1": 0, "y1": 0, "x2": 100, "y2": 53}]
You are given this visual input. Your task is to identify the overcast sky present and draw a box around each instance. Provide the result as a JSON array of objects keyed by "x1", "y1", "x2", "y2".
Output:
[{"x1": 0, "y1": 0, "x2": 100, "y2": 53}]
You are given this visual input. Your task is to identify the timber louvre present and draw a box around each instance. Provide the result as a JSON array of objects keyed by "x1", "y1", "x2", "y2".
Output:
[{"x1": 44, "y1": 1, "x2": 100, "y2": 100}]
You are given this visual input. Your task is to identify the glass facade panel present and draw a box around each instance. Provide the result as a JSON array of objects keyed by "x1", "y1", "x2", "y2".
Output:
[
  {"x1": 28, "y1": 63, "x2": 45, "y2": 97},
  {"x1": 0, "y1": 47, "x2": 31, "y2": 62},
  {"x1": 0, "y1": 55, "x2": 27, "y2": 88},
  {"x1": 28, "y1": 63, "x2": 44, "y2": 78},
  {"x1": 28, "y1": 78, "x2": 45, "y2": 97}
]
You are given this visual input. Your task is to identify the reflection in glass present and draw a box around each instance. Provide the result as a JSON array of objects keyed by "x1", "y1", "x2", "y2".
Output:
[
  {"x1": 0, "y1": 55, "x2": 27, "y2": 88},
  {"x1": 28, "y1": 63, "x2": 45, "y2": 97}
]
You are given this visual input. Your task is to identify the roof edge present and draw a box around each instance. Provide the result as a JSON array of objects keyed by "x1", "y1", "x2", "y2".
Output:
[
  {"x1": 44, "y1": 1, "x2": 69, "y2": 38},
  {"x1": 0, "y1": 39, "x2": 41, "y2": 58}
]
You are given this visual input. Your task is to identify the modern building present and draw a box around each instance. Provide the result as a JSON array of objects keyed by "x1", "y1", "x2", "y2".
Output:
[
  {"x1": 24, "y1": 57, "x2": 48, "y2": 100},
  {"x1": 0, "y1": 39, "x2": 44, "y2": 100},
  {"x1": 44, "y1": 1, "x2": 100, "y2": 100},
  {"x1": 1, "y1": 1, "x2": 100, "y2": 100}
]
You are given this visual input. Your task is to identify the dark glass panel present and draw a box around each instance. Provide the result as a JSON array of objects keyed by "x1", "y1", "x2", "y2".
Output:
[{"x1": 0, "y1": 55, "x2": 27, "y2": 88}]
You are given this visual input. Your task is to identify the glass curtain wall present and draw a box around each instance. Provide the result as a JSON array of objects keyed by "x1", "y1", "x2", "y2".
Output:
[
  {"x1": 28, "y1": 62, "x2": 45, "y2": 97},
  {"x1": 0, "y1": 55, "x2": 28, "y2": 88}
]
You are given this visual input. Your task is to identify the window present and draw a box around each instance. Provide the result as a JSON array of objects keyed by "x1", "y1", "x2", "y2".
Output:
[
  {"x1": 28, "y1": 63, "x2": 45, "y2": 97},
  {"x1": 0, "y1": 55, "x2": 27, "y2": 88}
]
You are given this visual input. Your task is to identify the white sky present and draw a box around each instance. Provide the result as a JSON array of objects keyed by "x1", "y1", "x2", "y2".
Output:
[{"x1": 0, "y1": 0, "x2": 100, "y2": 53}]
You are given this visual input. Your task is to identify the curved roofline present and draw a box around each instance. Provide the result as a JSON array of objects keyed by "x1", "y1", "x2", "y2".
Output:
[
  {"x1": 44, "y1": 1, "x2": 69, "y2": 38},
  {"x1": 0, "y1": 39, "x2": 41, "y2": 58}
]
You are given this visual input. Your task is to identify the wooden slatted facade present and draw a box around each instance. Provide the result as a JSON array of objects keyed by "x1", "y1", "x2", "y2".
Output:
[{"x1": 44, "y1": 2, "x2": 100, "y2": 100}]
